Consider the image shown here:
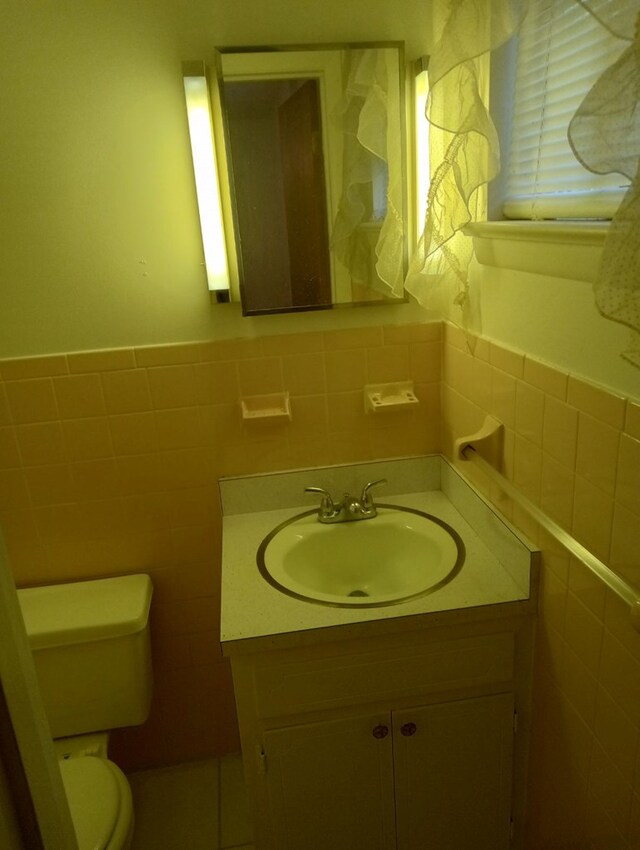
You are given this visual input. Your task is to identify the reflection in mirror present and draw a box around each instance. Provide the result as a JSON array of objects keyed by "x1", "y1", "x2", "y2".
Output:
[{"x1": 216, "y1": 44, "x2": 407, "y2": 315}]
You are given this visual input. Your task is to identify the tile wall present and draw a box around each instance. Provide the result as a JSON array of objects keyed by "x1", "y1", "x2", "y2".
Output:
[
  {"x1": 0, "y1": 323, "x2": 441, "y2": 769},
  {"x1": 441, "y1": 323, "x2": 640, "y2": 850}
]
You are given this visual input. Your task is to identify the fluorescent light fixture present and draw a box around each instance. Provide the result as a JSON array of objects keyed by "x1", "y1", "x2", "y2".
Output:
[
  {"x1": 182, "y1": 62, "x2": 230, "y2": 294},
  {"x1": 414, "y1": 60, "x2": 430, "y2": 245}
]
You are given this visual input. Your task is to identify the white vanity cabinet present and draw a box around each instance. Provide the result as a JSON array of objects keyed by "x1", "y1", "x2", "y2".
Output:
[{"x1": 227, "y1": 613, "x2": 533, "y2": 850}]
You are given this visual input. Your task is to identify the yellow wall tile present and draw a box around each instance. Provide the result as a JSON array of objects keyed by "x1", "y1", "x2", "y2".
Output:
[
  {"x1": 135, "y1": 343, "x2": 200, "y2": 367},
  {"x1": 198, "y1": 404, "x2": 241, "y2": 447},
  {"x1": 63, "y1": 418, "x2": 113, "y2": 461},
  {"x1": 75, "y1": 499, "x2": 126, "y2": 540},
  {"x1": 490, "y1": 367, "x2": 517, "y2": 429},
  {"x1": 0, "y1": 469, "x2": 31, "y2": 510},
  {"x1": 513, "y1": 434, "x2": 542, "y2": 503},
  {"x1": 102, "y1": 369, "x2": 152, "y2": 414},
  {"x1": 53, "y1": 374, "x2": 106, "y2": 419},
  {"x1": 282, "y1": 352, "x2": 326, "y2": 396},
  {"x1": 170, "y1": 524, "x2": 217, "y2": 564},
  {"x1": 598, "y1": 633, "x2": 640, "y2": 748},
  {"x1": 119, "y1": 493, "x2": 171, "y2": 534},
  {"x1": 323, "y1": 326, "x2": 382, "y2": 351},
  {"x1": 115, "y1": 453, "x2": 164, "y2": 495},
  {"x1": 593, "y1": 685, "x2": 639, "y2": 782},
  {"x1": 109, "y1": 412, "x2": 157, "y2": 455},
  {"x1": 384, "y1": 322, "x2": 441, "y2": 344},
  {"x1": 568, "y1": 557, "x2": 607, "y2": 620},
  {"x1": 367, "y1": 345, "x2": 411, "y2": 384},
  {"x1": 32, "y1": 503, "x2": 81, "y2": 542},
  {"x1": 4, "y1": 322, "x2": 633, "y2": 794},
  {"x1": 489, "y1": 341, "x2": 524, "y2": 378},
  {"x1": 206, "y1": 338, "x2": 264, "y2": 362},
  {"x1": 164, "y1": 487, "x2": 216, "y2": 529},
  {"x1": 409, "y1": 341, "x2": 441, "y2": 385},
  {"x1": 147, "y1": 365, "x2": 198, "y2": 410},
  {"x1": 443, "y1": 322, "x2": 468, "y2": 351},
  {"x1": 568, "y1": 376, "x2": 626, "y2": 430},
  {"x1": 541, "y1": 454, "x2": 575, "y2": 529},
  {"x1": 72, "y1": 458, "x2": 121, "y2": 501},
  {"x1": 24, "y1": 463, "x2": 76, "y2": 506},
  {"x1": 326, "y1": 390, "x2": 367, "y2": 434},
  {"x1": 0, "y1": 384, "x2": 11, "y2": 425},
  {"x1": 288, "y1": 395, "x2": 328, "y2": 440},
  {"x1": 0, "y1": 355, "x2": 68, "y2": 380},
  {"x1": 155, "y1": 407, "x2": 204, "y2": 450},
  {"x1": 5, "y1": 378, "x2": 58, "y2": 424},
  {"x1": 469, "y1": 355, "x2": 493, "y2": 412},
  {"x1": 542, "y1": 396, "x2": 578, "y2": 468},
  {"x1": 324, "y1": 349, "x2": 366, "y2": 392},
  {"x1": 515, "y1": 380, "x2": 545, "y2": 446},
  {"x1": 0, "y1": 426, "x2": 21, "y2": 468},
  {"x1": 67, "y1": 348, "x2": 136, "y2": 374},
  {"x1": 561, "y1": 644, "x2": 598, "y2": 726},
  {"x1": 626, "y1": 401, "x2": 640, "y2": 440},
  {"x1": 576, "y1": 413, "x2": 620, "y2": 497},
  {"x1": 15, "y1": 422, "x2": 67, "y2": 466},
  {"x1": 610, "y1": 503, "x2": 640, "y2": 586},
  {"x1": 161, "y1": 448, "x2": 216, "y2": 490},
  {"x1": 193, "y1": 362, "x2": 239, "y2": 405},
  {"x1": 443, "y1": 345, "x2": 474, "y2": 400},
  {"x1": 572, "y1": 475, "x2": 614, "y2": 564},
  {"x1": 564, "y1": 592, "x2": 603, "y2": 674},
  {"x1": 524, "y1": 357, "x2": 568, "y2": 400},
  {"x1": 260, "y1": 331, "x2": 324, "y2": 356},
  {"x1": 237, "y1": 357, "x2": 283, "y2": 396},
  {"x1": 616, "y1": 434, "x2": 640, "y2": 517}
]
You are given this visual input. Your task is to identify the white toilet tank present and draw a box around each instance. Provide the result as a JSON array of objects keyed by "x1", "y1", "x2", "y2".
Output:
[{"x1": 18, "y1": 574, "x2": 153, "y2": 739}]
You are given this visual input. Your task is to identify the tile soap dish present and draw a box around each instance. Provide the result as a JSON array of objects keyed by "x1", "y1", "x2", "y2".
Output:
[
  {"x1": 364, "y1": 382, "x2": 419, "y2": 413},
  {"x1": 241, "y1": 392, "x2": 292, "y2": 421}
]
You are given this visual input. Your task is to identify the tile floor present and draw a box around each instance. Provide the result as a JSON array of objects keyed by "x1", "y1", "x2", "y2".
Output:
[{"x1": 128, "y1": 753, "x2": 253, "y2": 850}]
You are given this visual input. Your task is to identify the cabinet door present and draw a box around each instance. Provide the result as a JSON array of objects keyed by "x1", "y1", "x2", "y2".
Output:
[
  {"x1": 263, "y1": 712, "x2": 397, "y2": 850},
  {"x1": 393, "y1": 693, "x2": 514, "y2": 850}
]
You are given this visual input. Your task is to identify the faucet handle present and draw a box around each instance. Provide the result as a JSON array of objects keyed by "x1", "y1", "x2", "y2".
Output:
[
  {"x1": 360, "y1": 478, "x2": 387, "y2": 507},
  {"x1": 304, "y1": 486, "x2": 335, "y2": 515}
]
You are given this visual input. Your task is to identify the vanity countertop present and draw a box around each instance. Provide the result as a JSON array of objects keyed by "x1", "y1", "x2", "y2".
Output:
[{"x1": 220, "y1": 456, "x2": 539, "y2": 653}]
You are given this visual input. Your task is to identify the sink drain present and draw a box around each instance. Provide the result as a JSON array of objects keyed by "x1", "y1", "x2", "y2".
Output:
[{"x1": 348, "y1": 589, "x2": 369, "y2": 598}]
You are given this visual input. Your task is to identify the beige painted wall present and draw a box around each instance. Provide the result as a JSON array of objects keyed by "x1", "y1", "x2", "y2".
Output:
[
  {"x1": 470, "y1": 263, "x2": 640, "y2": 401},
  {"x1": 0, "y1": 0, "x2": 433, "y2": 359},
  {"x1": 2, "y1": 0, "x2": 636, "y2": 400}
]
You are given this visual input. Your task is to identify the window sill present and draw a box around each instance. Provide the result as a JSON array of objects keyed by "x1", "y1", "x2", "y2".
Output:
[{"x1": 463, "y1": 221, "x2": 608, "y2": 282}]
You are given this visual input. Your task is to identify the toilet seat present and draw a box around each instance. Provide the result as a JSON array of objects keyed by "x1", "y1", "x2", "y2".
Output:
[{"x1": 59, "y1": 756, "x2": 134, "y2": 850}]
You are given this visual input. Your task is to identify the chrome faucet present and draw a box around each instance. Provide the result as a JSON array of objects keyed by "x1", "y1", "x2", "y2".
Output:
[{"x1": 304, "y1": 479, "x2": 387, "y2": 523}]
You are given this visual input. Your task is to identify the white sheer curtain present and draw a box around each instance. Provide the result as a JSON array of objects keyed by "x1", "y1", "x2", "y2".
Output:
[
  {"x1": 568, "y1": 1, "x2": 640, "y2": 367},
  {"x1": 331, "y1": 48, "x2": 405, "y2": 297},
  {"x1": 405, "y1": 0, "x2": 529, "y2": 326},
  {"x1": 405, "y1": 0, "x2": 640, "y2": 369}
]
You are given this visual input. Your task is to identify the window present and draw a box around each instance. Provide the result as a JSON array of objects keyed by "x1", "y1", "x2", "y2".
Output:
[{"x1": 504, "y1": 0, "x2": 630, "y2": 220}]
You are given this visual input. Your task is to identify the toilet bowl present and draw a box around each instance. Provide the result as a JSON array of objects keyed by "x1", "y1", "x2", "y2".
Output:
[
  {"x1": 18, "y1": 574, "x2": 153, "y2": 850},
  {"x1": 60, "y1": 756, "x2": 134, "y2": 850}
]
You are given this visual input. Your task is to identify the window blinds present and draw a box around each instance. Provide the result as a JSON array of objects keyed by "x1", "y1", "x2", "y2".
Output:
[{"x1": 504, "y1": 0, "x2": 630, "y2": 220}]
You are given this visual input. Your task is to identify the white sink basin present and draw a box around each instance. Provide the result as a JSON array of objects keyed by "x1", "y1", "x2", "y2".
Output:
[{"x1": 257, "y1": 505, "x2": 465, "y2": 607}]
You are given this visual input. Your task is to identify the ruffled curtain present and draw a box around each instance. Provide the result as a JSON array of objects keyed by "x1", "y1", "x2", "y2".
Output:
[
  {"x1": 405, "y1": 0, "x2": 529, "y2": 324},
  {"x1": 568, "y1": 1, "x2": 640, "y2": 367},
  {"x1": 403, "y1": 0, "x2": 640, "y2": 369},
  {"x1": 331, "y1": 48, "x2": 405, "y2": 297}
]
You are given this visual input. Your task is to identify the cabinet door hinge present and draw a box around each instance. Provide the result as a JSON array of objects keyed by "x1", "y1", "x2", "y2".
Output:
[{"x1": 257, "y1": 745, "x2": 267, "y2": 775}]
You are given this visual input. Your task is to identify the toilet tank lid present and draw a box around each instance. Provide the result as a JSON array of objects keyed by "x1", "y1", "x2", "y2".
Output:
[{"x1": 18, "y1": 574, "x2": 153, "y2": 650}]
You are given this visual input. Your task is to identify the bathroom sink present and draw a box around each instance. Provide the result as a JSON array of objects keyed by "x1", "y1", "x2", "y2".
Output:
[{"x1": 257, "y1": 505, "x2": 465, "y2": 607}]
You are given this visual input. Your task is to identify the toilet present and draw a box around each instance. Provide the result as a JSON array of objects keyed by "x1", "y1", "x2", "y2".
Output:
[{"x1": 18, "y1": 573, "x2": 153, "y2": 850}]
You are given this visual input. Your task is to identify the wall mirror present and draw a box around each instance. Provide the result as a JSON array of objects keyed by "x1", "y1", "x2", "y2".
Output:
[{"x1": 214, "y1": 43, "x2": 408, "y2": 315}]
